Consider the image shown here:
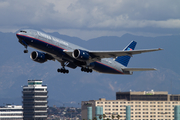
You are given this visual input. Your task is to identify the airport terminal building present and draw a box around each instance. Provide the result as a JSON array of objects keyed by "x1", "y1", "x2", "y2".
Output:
[{"x1": 81, "y1": 90, "x2": 180, "y2": 120}]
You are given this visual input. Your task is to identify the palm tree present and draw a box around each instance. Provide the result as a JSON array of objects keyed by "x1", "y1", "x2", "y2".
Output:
[
  {"x1": 116, "y1": 114, "x2": 121, "y2": 120},
  {"x1": 111, "y1": 114, "x2": 115, "y2": 120},
  {"x1": 99, "y1": 115, "x2": 102, "y2": 120},
  {"x1": 103, "y1": 114, "x2": 106, "y2": 120},
  {"x1": 93, "y1": 117, "x2": 97, "y2": 120}
]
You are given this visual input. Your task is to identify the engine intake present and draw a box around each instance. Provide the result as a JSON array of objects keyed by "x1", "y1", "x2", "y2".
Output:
[
  {"x1": 72, "y1": 49, "x2": 90, "y2": 61},
  {"x1": 30, "y1": 51, "x2": 47, "y2": 63}
]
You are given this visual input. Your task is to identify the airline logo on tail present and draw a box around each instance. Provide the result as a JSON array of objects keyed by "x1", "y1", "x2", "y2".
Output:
[{"x1": 127, "y1": 48, "x2": 133, "y2": 51}]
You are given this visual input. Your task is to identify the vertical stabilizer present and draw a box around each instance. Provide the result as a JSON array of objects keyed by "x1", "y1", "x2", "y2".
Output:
[{"x1": 115, "y1": 41, "x2": 137, "y2": 67}]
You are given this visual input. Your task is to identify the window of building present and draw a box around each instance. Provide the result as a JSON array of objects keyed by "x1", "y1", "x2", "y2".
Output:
[
  {"x1": 150, "y1": 105, "x2": 156, "y2": 107},
  {"x1": 135, "y1": 112, "x2": 141, "y2": 114}
]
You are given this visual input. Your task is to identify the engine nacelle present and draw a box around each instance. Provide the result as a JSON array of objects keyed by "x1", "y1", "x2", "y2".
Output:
[
  {"x1": 72, "y1": 49, "x2": 90, "y2": 61},
  {"x1": 30, "y1": 51, "x2": 47, "y2": 63}
]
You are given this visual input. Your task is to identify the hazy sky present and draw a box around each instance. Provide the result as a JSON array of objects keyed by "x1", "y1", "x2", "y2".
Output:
[{"x1": 0, "y1": 0, "x2": 179, "y2": 40}]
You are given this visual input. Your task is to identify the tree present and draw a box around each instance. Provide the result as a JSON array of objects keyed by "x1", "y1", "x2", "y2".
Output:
[
  {"x1": 111, "y1": 114, "x2": 115, "y2": 120},
  {"x1": 93, "y1": 117, "x2": 97, "y2": 120},
  {"x1": 103, "y1": 114, "x2": 106, "y2": 120},
  {"x1": 116, "y1": 114, "x2": 121, "y2": 120},
  {"x1": 99, "y1": 115, "x2": 102, "y2": 120}
]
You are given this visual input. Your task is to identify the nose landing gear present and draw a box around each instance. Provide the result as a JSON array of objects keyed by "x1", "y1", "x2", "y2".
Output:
[
  {"x1": 21, "y1": 40, "x2": 28, "y2": 53},
  {"x1": 24, "y1": 49, "x2": 28, "y2": 53}
]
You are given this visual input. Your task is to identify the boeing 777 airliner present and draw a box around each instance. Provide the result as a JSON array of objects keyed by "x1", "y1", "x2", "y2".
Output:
[{"x1": 16, "y1": 29, "x2": 162, "y2": 74}]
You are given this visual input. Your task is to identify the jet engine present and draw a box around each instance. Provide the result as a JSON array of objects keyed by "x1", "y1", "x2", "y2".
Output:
[
  {"x1": 30, "y1": 51, "x2": 47, "y2": 63},
  {"x1": 72, "y1": 49, "x2": 90, "y2": 61}
]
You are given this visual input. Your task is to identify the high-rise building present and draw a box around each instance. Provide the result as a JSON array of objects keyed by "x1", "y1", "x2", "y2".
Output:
[
  {"x1": 81, "y1": 91, "x2": 180, "y2": 120},
  {"x1": 0, "y1": 104, "x2": 23, "y2": 120},
  {"x1": 22, "y1": 80, "x2": 48, "y2": 120}
]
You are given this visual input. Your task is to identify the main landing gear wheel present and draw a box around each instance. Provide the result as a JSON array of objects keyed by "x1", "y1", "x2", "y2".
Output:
[
  {"x1": 81, "y1": 67, "x2": 93, "y2": 73},
  {"x1": 57, "y1": 68, "x2": 69, "y2": 74}
]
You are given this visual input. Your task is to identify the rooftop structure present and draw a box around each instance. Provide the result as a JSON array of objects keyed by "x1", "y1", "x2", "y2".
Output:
[{"x1": 116, "y1": 90, "x2": 180, "y2": 101}]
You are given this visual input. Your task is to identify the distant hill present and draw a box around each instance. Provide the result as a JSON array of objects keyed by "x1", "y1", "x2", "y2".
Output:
[{"x1": 0, "y1": 30, "x2": 180, "y2": 107}]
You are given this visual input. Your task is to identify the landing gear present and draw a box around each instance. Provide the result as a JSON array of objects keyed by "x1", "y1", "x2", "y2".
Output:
[
  {"x1": 81, "y1": 67, "x2": 93, "y2": 73},
  {"x1": 23, "y1": 45, "x2": 28, "y2": 53},
  {"x1": 57, "y1": 68, "x2": 69, "y2": 74},
  {"x1": 57, "y1": 62, "x2": 69, "y2": 74},
  {"x1": 24, "y1": 49, "x2": 28, "y2": 53},
  {"x1": 22, "y1": 40, "x2": 28, "y2": 53}
]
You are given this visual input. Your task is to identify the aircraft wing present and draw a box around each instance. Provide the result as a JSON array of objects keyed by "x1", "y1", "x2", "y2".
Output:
[
  {"x1": 89, "y1": 48, "x2": 163, "y2": 59},
  {"x1": 64, "y1": 48, "x2": 163, "y2": 60},
  {"x1": 122, "y1": 68, "x2": 157, "y2": 71}
]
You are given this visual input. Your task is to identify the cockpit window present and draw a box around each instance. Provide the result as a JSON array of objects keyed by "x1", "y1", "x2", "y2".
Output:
[{"x1": 20, "y1": 30, "x2": 27, "y2": 33}]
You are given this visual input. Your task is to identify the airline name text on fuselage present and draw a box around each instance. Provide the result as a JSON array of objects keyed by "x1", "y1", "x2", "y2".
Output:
[{"x1": 37, "y1": 31, "x2": 68, "y2": 46}]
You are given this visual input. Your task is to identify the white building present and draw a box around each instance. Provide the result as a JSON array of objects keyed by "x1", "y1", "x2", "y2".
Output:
[
  {"x1": 82, "y1": 91, "x2": 180, "y2": 120},
  {"x1": 0, "y1": 104, "x2": 23, "y2": 120}
]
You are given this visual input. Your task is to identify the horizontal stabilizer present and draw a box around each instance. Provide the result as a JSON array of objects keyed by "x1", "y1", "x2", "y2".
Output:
[{"x1": 122, "y1": 68, "x2": 157, "y2": 71}]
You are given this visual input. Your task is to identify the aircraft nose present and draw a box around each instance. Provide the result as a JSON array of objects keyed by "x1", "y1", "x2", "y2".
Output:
[
  {"x1": 16, "y1": 32, "x2": 21, "y2": 38},
  {"x1": 16, "y1": 32, "x2": 25, "y2": 41}
]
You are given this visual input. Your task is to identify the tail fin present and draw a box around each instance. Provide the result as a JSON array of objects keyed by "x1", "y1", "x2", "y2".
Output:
[{"x1": 115, "y1": 41, "x2": 137, "y2": 67}]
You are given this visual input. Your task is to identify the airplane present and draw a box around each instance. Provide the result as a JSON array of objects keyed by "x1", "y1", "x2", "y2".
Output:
[{"x1": 16, "y1": 29, "x2": 162, "y2": 74}]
